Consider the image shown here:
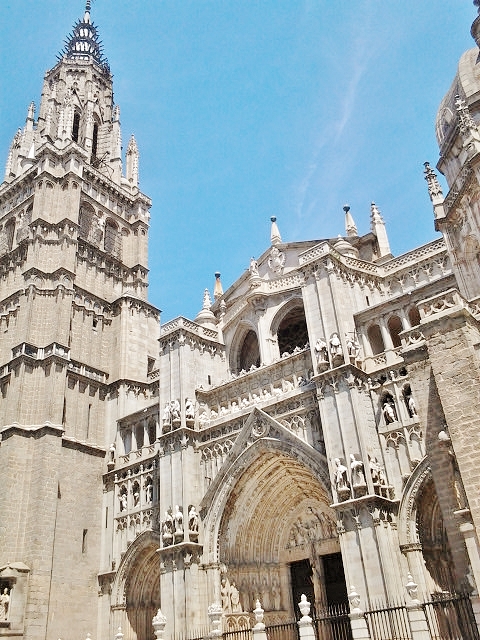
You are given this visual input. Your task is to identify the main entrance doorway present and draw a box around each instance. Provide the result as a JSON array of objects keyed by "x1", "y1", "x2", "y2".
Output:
[{"x1": 290, "y1": 553, "x2": 349, "y2": 616}]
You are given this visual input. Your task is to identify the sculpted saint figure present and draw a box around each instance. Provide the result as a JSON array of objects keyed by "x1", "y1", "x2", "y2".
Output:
[
  {"x1": 315, "y1": 338, "x2": 328, "y2": 363},
  {"x1": 221, "y1": 577, "x2": 231, "y2": 613},
  {"x1": 383, "y1": 402, "x2": 396, "y2": 423},
  {"x1": 249, "y1": 257, "x2": 259, "y2": 276},
  {"x1": 350, "y1": 454, "x2": 366, "y2": 486},
  {"x1": 1, "y1": 588, "x2": 9, "y2": 620},
  {"x1": 334, "y1": 458, "x2": 349, "y2": 491},
  {"x1": 230, "y1": 581, "x2": 242, "y2": 613},
  {"x1": 329, "y1": 333, "x2": 342, "y2": 358},
  {"x1": 185, "y1": 398, "x2": 195, "y2": 420}
]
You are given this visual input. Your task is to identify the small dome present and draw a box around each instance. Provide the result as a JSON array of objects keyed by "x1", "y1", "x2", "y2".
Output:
[
  {"x1": 435, "y1": 48, "x2": 480, "y2": 149},
  {"x1": 333, "y1": 236, "x2": 359, "y2": 258}
]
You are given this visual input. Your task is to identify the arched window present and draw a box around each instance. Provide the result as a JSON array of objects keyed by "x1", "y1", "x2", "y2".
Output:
[
  {"x1": 104, "y1": 219, "x2": 121, "y2": 258},
  {"x1": 92, "y1": 120, "x2": 99, "y2": 159},
  {"x1": 387, "y1": 315, "x2": 403, "y2": 348},
  {"x1": 5, "y1": 219, "x2": 15, "y2": 252},
  {"x1": 408, "y1": 306, "x2": 421, "y2": 327},
  {"x1": 239, "y1": 330, "x2": 260, "y2": 371},
  {"x1": 367, "y1": 324, "x2": 385, "y2": 355},
  {"x1": 72, "y1": 111, "x2": 81, "y2": 143},
  {"x1": 276, "y1": 306, "x2": 308, "y2": 356}
]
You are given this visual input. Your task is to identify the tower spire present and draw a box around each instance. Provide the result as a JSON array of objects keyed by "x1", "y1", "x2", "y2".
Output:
[{"x1": 60, "y1": 1, "x2": 109, "y2": 74}]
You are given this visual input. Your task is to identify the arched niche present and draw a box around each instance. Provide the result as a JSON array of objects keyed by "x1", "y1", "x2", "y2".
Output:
[
  {"x1": 110, "y1": 530, "x2": 161, "y2": 640},
  {"x1": 367, "y1": 323, "x2": 385, "y2": 355},
  {"x1": 202, "y1": 435, "x2": 340, "y2": 621},
  {"x1": 271, "y1": 300, "x2": 308, "y2": 357},
  {"x1": 229, "y1": 323, "x2": 260, "y2": 373},
  {"x1": 398, "y1": 460, "x2": 456, "y2": 596},
  {"x1": 387, "y1": 315, "x2": 403, "y2": 348}
]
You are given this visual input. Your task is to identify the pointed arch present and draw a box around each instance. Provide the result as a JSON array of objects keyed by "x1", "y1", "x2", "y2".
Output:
[{"x1": 270, "y1": 297, "x2": 308, "y2": 357}]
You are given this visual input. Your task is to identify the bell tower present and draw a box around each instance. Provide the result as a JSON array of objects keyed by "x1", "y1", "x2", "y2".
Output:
[{"x1": 0, "y1": 3, "x2": 159, "y2": 638}]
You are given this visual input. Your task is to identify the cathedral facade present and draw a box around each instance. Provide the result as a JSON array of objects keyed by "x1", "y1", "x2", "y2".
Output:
[{"x1": 1, "y1": 3, "x2": 480, "y2": 640}]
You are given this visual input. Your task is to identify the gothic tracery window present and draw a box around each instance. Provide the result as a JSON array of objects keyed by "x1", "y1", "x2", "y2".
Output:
[{"x1": 276, "y1": 306, "x2": 308, "y2": 356}]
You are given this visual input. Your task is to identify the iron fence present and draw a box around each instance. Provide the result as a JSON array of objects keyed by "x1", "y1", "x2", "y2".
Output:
[
  {"x1": 423, "y1": 592, "x2": 480, "y2": 640},
  {"x1": 313, "y1": 604, "x2": 352, "y2": 640},
  {"x1": 364, "y1": 602, "x2": 412, "y2": 640},
  {"x1": 223, "y1": 629, "x2": 252, "y2": 640},
  {"x1": 264, "y1": 620, "x2": 299, "y2": 640}
]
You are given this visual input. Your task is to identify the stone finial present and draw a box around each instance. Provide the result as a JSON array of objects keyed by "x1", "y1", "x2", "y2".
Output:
[
  {"x1": 343, "y1": 205, "x2": 358, "y2": 237},
  {"x1": 348, "y1": 585, "x2": 362, "y2": 613},
  {"x1": 298, "y1": 594, "x2": 311, "y2": 619},
  {"x1": 423, "y1": 162, "x2": 443, "y2": 200},
  {"x1": 152, "y1": 609, "x2": 167, "y2": 640},
  {"x1": 115, "y1": 628, "x2": 124, "y2": 640},
  {"x1": 405, "y1": 574, "x2": 419, "y2": 602},
  {"x1": 455, "y1": 94, "x2": 478, "y2": 136},
  {"x1": 370, "y1": 202, "x2": 383, "y2": 224},
  {"x1": 213, "y1": 272, "x2": 223, "y2": 300},
  {"x1": 207, "y1": 602, "x2": 223, "y2": 638},
  {"x1": 253, "y1": 600, "x2": 265, "y2": 628},
  {"x1": 270, "y1": 216, "x2": 282, "y2": 245},
  {"x1": 202, "y1": 289, "x2": 213, "y2": 310}
]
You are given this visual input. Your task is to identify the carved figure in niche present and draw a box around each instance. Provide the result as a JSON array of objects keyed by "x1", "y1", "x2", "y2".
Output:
[
  {"x1": 333, "y1": 458, "x2": 350, "y2": 496},
  {"x1": 221, "y1": 577, "x2": 231, "y2": 613},
  {"x1": 145, "y1": 481, "x2": 153, "y2": 503},
  {"x1": 185, "y1": 398, "x2": 195, "y2": 421},
  {"x1": 282, "y1": 378, "x2": 294, "y2": 392},
  {"x1": 408, "y1": 395, "x2": 418, "y2": 417},
  {"x1": 329, "y1": 333, "x2": 343, "y2": 359},
  {"x1": 162, "y1": 402, "x2": 171, "y2": 425},
  {"x1": 133, "y1": 486, "x2": 140, "y2": 507},
  {"x1": 368, "y1": 456, "x2": 386, "y2": 487},
  {"x1": 162, "y1": 510, "x2": 174, "y2": 545},
  {"x1": 383, "y1": 402, "x2": 396, "y2": 423},
  {"x1": 346, "y1": 334, "x2": 361, "y2": 360},
  {"x1": 261, "y1": 577, "x2": 271, "y2": 610},
  {"x1": 249, "y1": 257, "x2": 259, "y2": 276},
  {"x1": 108, "y1": 442, "x2": 116, "y2": 462},
  {"x1": 350, "y1": 454, "x2": 366, "y2": 486},
  {"x1": 174, "y1": 505, "x2": 183, "y2": 533},
  {"x1": 1, "y1": 588, "x2": 9, "y2": 620},
  {"x1": 268, "y1": 246, "x2": 285, "y2": 274},
  {"x1": 119, "y1": 492, "x2": 127, "y2": 512},
  {"x1": 171, "y1": 399, "x2": 181, "y2": 422},
  {"x1": 230, "y1": 581, "x2": 242, "y2": 613},
  {"x1": 188, "y1": 506, "x2": 199, "y2": 535},
  {"x1": 272, "y1": 579, "x2": 281, "y2": 611}
]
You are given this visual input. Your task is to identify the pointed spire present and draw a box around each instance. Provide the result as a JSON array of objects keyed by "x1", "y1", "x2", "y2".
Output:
[
  {"x1": 343, "y1": 205, "x2": 358, "y2": 237},
  {"x1": 126, "y1": 135, "x2": 139, "y2": 187},
  {"x1": 424, "y1": 162, "x2": 445, "y2": 223},
  {"x1": 370, "y1": 202, "x2": 392, "y2": 260},
  {"x1": 26, "y1": 102, "x2": 35, "y2": 132},
  {"x1": 195, "y1": 289, "x2": 217, "y2": 329},
  {"x1": 60, "y1": 2, "x2": 110, "y2": 75},
  {"x1": 213, "y1": 272, "x2": 223, "y2": 300},
  {"x1": 270, "y1": 216, "x2": 282, "y2": 245}
]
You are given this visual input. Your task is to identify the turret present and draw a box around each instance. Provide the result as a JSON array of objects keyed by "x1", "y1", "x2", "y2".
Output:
[{"x1": 370, "y1": 202, "x2": 392, "y2": 261}]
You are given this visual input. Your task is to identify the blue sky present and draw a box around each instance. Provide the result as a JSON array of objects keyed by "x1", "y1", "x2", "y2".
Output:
[{"x1": 0, "y1": 1, "x2": 475, "y2": 321}]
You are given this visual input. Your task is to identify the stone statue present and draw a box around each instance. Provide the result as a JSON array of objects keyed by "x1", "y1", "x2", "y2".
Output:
[
  {"x1": 185, "y1": 398, "x2": 195, "y2": 421},
  {"x1": 383, "y1": 402, "x2": 396, "y2": 423},
  {"x1": 171, "y1": 400, "x2": 180, "y2": 422},
  {"x1": 221, "y1": 577, "x2": 231, "y2": 613},
  {"x1": 315, "y1": 338, "x2": 328, "y2": 363},
  {"x1": 162, "y1": 402, "x2": 171, "y2": 424},
  {"x1": 133, "y1": 488, "x2": 140, "y2": 507},
  {"x1": 329, "y1": 333, "x2": 343, "y2": 358},
  {"x1": 369, "y1": 456, "x2": 385, "y2": 486},
  {"x1": 249, "y1": 257, "x2": 259, "y2": 276},
  {"x1": 230, "y1": 581, "x2": 242, "y2": 613},
  {"x1": 350, "y1": 454, "x2": 366, "y2": 486},
  {"x1": 108, "y1": 442, "x2": 116, "y2": 462},
  {"x1": 408, "y1": 395, "x2": 418, "y2": 417},
  {"x1": 268, "y1": 246, "x2": 285, "y2": 274},
  {"x1": 334, "y1": 458, "x2": 349, "y2": 492},
  {"x1": 120, "y1": 493, "x2": 127, "y2": 512},
  {"x1": 162, "y1": 511, "x2": 174, "y2": 545},
  {"x1": 1, "y1": 588, "x2": 9, "y2": 620},
  {"x1": 188, "y1": 506, "x2": 199, "y2": 533},
  {"x1": 145, "y1": 482, "x2": 153, "y2": 503},
  {"x1": 174, "y1": 505, "x2": 183, "y2": 533}
]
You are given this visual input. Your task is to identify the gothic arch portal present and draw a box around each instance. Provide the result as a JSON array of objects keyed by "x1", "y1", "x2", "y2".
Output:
[
  {"x1": 398, "y1": 458, "x2": 456, "y2": 596},
  {"x1": 110, "y1": 530, "x2": 161, "y2": 640},
  {"x1": 201, "y1": 423, "x2": 338, "y2": 620}
]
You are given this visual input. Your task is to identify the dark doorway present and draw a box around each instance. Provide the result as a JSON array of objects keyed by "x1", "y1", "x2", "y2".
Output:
[
  {"x1": 290, "y1": 559, "x2": 314, "y2": 618},
  {"x1": 322, "y1": 553, "x2": 349, "y2": 606}
]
